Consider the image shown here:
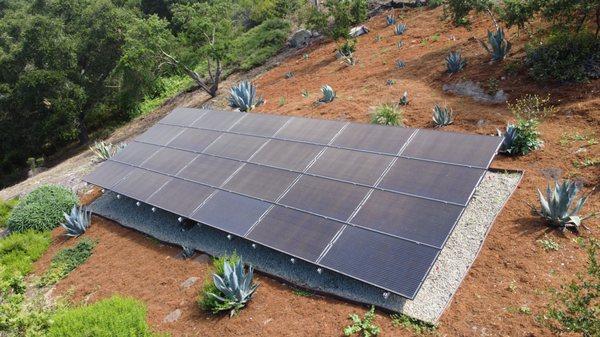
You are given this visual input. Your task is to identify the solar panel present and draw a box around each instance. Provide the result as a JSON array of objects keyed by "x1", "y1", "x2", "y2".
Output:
[
  {"x1": 84, "y1": 108, "x2": 502, "y2": 299},
  {"x1": 247, "y1": 206, "x2": 344, "y2": 262},
  {"x1": 307, "y1": 148, "x2": 394, "y2": 186}
]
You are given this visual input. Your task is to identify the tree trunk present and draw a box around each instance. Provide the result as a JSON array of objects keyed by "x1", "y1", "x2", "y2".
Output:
[{"x1": 78, "y1": 112, "x2": 89, "y2": 145}]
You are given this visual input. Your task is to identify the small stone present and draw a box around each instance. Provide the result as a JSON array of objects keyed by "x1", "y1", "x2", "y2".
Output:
[
  {"x1": 193, "y1": 254, "x2": 211, "y2": 264},
  {"x1": 163, "y1": 309, "x2": 182, "y2": 323},
  {"x1": 180, "y1": 277, "x2": 199, "y2": 289}
]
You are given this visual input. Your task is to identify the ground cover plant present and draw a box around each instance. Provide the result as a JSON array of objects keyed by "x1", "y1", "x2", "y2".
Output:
[
  {"x1": 39, "y1": 238, "x2": 96, "y2": 287},
  {"x1": 0, "y1": 230, "x2": 51, "y2": 292},
  {"x1": 390, "y1": 313, "x2": 437, "y2": 335},
  {"x1": 7, "y1": 185, "x2": 78, "y2": 233},
  {"x1": 0, "y1": 198, "x2": 19, "y2": 228},
  {"x1": 344, "y1": 306, "x2": 380, "y2": 337}
]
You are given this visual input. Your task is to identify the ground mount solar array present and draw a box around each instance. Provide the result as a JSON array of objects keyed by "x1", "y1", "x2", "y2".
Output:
[{"x1": 84, "y1": 108, "x2": 502, "y2": 299}]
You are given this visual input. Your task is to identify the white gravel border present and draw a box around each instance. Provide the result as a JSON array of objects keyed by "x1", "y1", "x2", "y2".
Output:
[{"x1": 89, "y1": 170, "x2": 521, "y2": 324}]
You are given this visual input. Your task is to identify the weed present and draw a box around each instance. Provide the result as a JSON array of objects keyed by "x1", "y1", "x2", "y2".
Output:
[
  {"x1": 0, "y1": 197, "x2": 19, "y2": 228},
  {"x1": 509, "y1": 94, "x2": 556, "y2": 121},
  {"x1": 284, "y1": 71, "x2": 294, "y2": 79},
  {"x1": 39, "y1": 238, "x2": 96, "y2": 286},
  {"x1": 508, "y1": 306, "x2": 532, "y2": 315},
  {"x1": 344, "y1": 306, "x2": 380, "y2": 337},
  {"x1": 301, "y1": 89, "x2": 309, "y2": 98},
  {"x1": 0, "y1": 231, "x2": 51, "y2": 291},
  {"x1": 497, "y1": 119, "x2": 542, "y2": 156},
  {"x1": 486, "y1": 77, "x2": 500, "y2": 96},
  {"x1": 278, "y1": 97, "x2": 286, "y2": 107},
  {"x1": 573, "y1": 157, "x2": 600, "y2": 169},
  {"x1": 538, "y1": 235, "x2": 560, "y2": 251},
  {"x1": 507, "y1": 280, "x2": 517, "y2": 292},
  {"x1": 386, "y1": 79, "x2": 396, "y2": 86},
  {"x1": 371, "y1": 104, "x2": 403, "y2": 126},
  {"x1": 390, "y1": 313, "x2": 437, "y2": 334},
  {"x1": 292, "y1": 288, "x2": 313, "y2": 297}
]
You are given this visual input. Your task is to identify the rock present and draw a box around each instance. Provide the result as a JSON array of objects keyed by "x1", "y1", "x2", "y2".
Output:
[
  {"x1": 163, "y1": 309, "x2": 182, "y2": 323},
  {"x1": 193, "y1": 253, "x2": 211, "y2": 264},
  {"x1": 289, "y1": 30, "x2": 312, "y2": 48},
  {"x1": 349, "y1": 25, "x2": 369, "y2": 38},
  {"x1": 180, "y1": 277, "x2": 199, "y2": 289},
  {"x1": 442, "y1": 80, "x2": 508, "y2": 104},
  {"x1": 540, "y1": 167, "x2": 562, "y2": 180}
]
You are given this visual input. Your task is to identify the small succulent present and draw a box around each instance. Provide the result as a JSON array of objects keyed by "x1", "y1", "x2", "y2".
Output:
[
  {"x1": 534, "y1": 180, "x2": 594, "y2": 232},
  {"x1": 386, "y1": 79, "x2": 396, "y2": 86},
  {"x1": 319, "y1": 85, "x2": 336, "y2": 103},
  {"x1": 432, "y1": 104, "x2": 454, "y2": 127},
  {"x1": 284, "y1": 71, "x2": 294, "y2": 79},
  {"x1": 90, "y1": 141, "x2": 125, "y2": 161},
  {"x1": 445, "y1": 51, "x2": 467, "y2": 73},
  {"x1": 395, "y1": 60, "x2": 406, "y2": 68},
  {"x1": 480, "y1": 27, "x2": 511, "y2": 61},
  {"x1": 399, "y1": 91, "x2": 409, "y2": 106},
  {"x1": 61, "y1": 205, "x2": 91, "y2": 237},
  {"x1": 206, "y1": 260, "x2": 259, "y2": 317},
  {"x1": 385, "y1": 15, "x2": 396, "y2": 26},
  {"x1": 301, "y1": 89, "x2": 309, "y2": 98},
  {"x1": 394, "y1": 24, "x2": 407, "y2": 35},
  {"x1": 229, "y1": 81, "x2": 264, "y2": 112},
  {"x1": 397, "y1": 41, "x2": 404, "y2": 48},
  {"x1": 344, "y1": 306, "x2": 381, "y2": 337}
]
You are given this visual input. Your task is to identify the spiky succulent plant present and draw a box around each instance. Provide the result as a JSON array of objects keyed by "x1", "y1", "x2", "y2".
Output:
[
  {"x1": 497, "y1": 123, "x2": 518, "y2": 153},
  {"x1": 535, "y1": 180, "x2": 594, "y2": 232},
  {"x1": 90, "y1": 141, "x2": 125, "y2": 161},
  {"x1": 445, "y1": 51, "x2": 467, "y2": 73},
  {"x1": 394, "y1": 23, "x2": 406, "y2": 35},
  {"x1": 61, "y1": 205, "x2": 91, "y2": 237},
  {"x1": 386, "y1": 15, "x2": 396, "y2": 26},
  {"x1": 395, "y1": 60, "x2": 406, "y2": 68},
  {"x1": 480, "y1": 27, "x2": 511, "y2": 61},
  {"x1": 399, "y1": 91, "x2": 409, "y2": 106},
  {"x1": 229, "y1": 81, "x2": 264, "y2": 112},
  {"x1": 432, "y1": 104, "x2": 454, "y2": 127},
  {"x1": 205, "y1": 260, "x2": 259, "y2": 317},
  {"x1": 319, "y1": 85, "x2": 336, "y2": 103}
]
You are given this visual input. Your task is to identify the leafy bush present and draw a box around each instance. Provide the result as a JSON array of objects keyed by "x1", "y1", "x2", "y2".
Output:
[
  {"x1": 432, "y1": 104, "x2": 454, "y2": 127},
  {"x1": 232, "y1": 18, "x2": 291, "y2": 71},
  {"x1": 445, "y1": 0, "x2": 492, "y2": 25},
  {"x1": 428, "y1": 0, "x2": 444, "y2": 9},
  {"x1": 497, "y1": 118, "x2": 542, "y2": 156},
  {"x1": 480, "y1": 27, "x2": 511, "y2": 61},
  {"x1": 371, "y1": 104, "x2": 403, "y2": 126},
  {"x1": 229, "y1": 81, "x2": 265, "y2": 112},
  {"x1": 534, "y1": 180, "x2": 593, "y2": 232},
  {"x1": 0, "y1": 197, "x2": 19, "y2": 228},
  {"x1": 445, "y1": 51, "x2": 467, "y2": 73},
  {"x1": 39, "y1": 238, "x2": 96, "y2": 286},
  {"x1": 344, "y1": 306, "x2": 380, "y2": 337},
  {"x1": 543, "y1": 238, "x2": 599, "y2": 336},
  {"x1": 302, "y1": 0, "x2": 368, "y2": 41},
  {"x1": 527, "y1": 32, "x2": 600, "y2": 83},
  {"x1": 48, "y1": 296, "x2": 166, "y2": 337},
  {"x1": 7, "y1": 185, "x2": 78, "y2": 233},
  {"x1": 0, "y1": 286, "x2": 54, "y2": 336},
  {"x1": 61, "y1": 205, "x2": 91, "y2": 237},
  {"x1": 0, "y1": 231, "x2": 51, "y2": 291}
]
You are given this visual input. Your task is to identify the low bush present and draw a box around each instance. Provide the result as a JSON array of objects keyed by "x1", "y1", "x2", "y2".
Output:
[
  {"x1": 0, "y1": 197, "x2": 19, "y2": 228},
  {"x1": 232, "y1": 18, "x2": 291, "y2": 71},
  {"x1": 7, "y1": 185, "x2": 78, "y2": 233},
  {"x1": 527, "y1": 32, "x2": 600, "y2": 83},
  {"x1": 0, "y1": 230, "x2": 51, "y2": 291},
  {"x1": 371, "y1": 104, "x2": 403, "y2": 126},
  {"x1": 48, "y1": 296, "x2": 167, "y2": 337},
  {"x1": 39, "y1": 238, "x2": 96, "y2": 286},
  {"x1": 497, "y1": 118, "x2": 542, "y2": 155}
]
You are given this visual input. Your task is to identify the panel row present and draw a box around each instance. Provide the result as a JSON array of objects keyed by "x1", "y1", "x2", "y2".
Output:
[{"x1": 157, "y1": 108, "x2": 502, "y2": 167}]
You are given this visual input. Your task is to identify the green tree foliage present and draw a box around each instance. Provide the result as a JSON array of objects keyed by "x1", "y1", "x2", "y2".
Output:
[{"x1": 302, "y1": 0, "x2": 368, "y2": 41}]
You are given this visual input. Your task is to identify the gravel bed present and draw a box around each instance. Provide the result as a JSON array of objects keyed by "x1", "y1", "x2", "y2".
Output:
[{"x1": 89, "y1": 170, "x2": 521, "y2": 324}]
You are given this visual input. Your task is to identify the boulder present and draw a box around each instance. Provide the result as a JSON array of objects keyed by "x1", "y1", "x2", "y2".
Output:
[{"x1": 289, "y1": 29, "x2": 313, "y2": 48}]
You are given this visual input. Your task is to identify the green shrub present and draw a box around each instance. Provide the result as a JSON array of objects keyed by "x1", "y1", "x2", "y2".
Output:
[
  {"x1": 232, "y1": 18, "x2": 291, "y2": 71},
  {"x1": 48, "y1": 296, "x2": 167, "y2": 337},
  {"x1": 39, "y1": 238, "x2": 96, "y2": 286},
  {"x1": 370, "y1": 104, "x2": 403, "y2": 126},
  {"x1": 428, "y1": 0, "x2": 444, "y2": 9},
  {"x1": 302, "y1": 0, "x2": 367, "y2": 41},
  {"x1": 7, "y1": 185, "x2": 78, "y2": 233},
  {"x1": 0, "y1": 231, "x2": 51, "y2": 291},
  {"x1": 498, "y1": 118, "x2": 542, "y2": 155},
  {"x1": 527, "y1": 32, "x2": 600, "y2": 83},
  {"x1": 0, "y1": 197, "x2": 19, "y2": 228},
  {"x1": 198, "y1": 252, "x2": 240, "y2": 313}
]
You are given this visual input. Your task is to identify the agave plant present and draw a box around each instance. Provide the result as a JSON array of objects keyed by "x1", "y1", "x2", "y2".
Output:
[
  {"x1": 229, "y1": 81, "x2": 264, "y2": 112},
  {"x1": 319, "y1": 85, "x2": 336, "y2": 103},
  {"x1": 432, "y1": 104, "x2": 454, "y2": 127},
  {"x1": 385, "y1": 15, "x2": 396, "y2": 26},
  {"x1": 206, "y1": 260, "x2": 259, "y2": 317},
  {"x1": 395, "y1": 60, "x2": 406, "y2": 69},
  {"x1": 399, "y1": 91, "x2": 409, "y2": 106},
  {"x1": 535, "y1": 180, "x2": 594, "y2": 232},
  {"x1": 90, "y1": 141, "x2": 125, "y2": 161},
  {"x1": 445, "y1": 51, "x2": 467, "y2": 73},
  {"x1": 394, "y1": 23, "x2": 406, "y2": 35},
  {"x1": 480, "y1": 27, "x2": 511, "y2": 61},
  {"x1": 61, "y1": 205, "x2": 91, "y2": 237},
  {"x1": 497, "y1": 123, "x2": 518, "y2": 154}
]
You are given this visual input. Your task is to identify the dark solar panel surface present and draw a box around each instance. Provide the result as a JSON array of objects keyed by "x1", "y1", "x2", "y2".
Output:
[{"x1": 84, "y1": 108, "x2": 502, "y2": 299}]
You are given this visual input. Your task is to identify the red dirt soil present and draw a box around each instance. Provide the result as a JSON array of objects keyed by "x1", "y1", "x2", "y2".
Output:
[{"x1": 34, "y1": 7, "x2": 598, "y2": 337}]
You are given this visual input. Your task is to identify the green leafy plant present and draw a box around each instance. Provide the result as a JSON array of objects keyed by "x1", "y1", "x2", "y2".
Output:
[
  {"x1": 497, "y1": 119, "x2": 542, "y2": 155},
  {"x1": 445, "y1": 51, "x2": 467, "y2": 73},
  {"x1": 0, "y1": 231, "x2": 51, "y2": 291},
  {"x1": 302, "y1": 0, "x2": 367, "y2": 42},
  {"x1": 394, "y1": 23, "x2": 407, "y2": 35},
  {"x1": 533, "y1": 180, "x2": 594, "y2": 232},
  {"x1": 542, "y1": 238, "x2": 599, "y2": 337},
  {"x1": 0, "y1": 197, "x2": 19, "y2": 228},
  {"x1": 7, "y1": 185, "x2": 78, "y2": 233},
  {"x1": 538, "y1": 235, "x2": 561, "y2": 251},
  {"x1": 344, "y1": 306, "x2": 381, "y2": 337},
  {"x1": 89, "y1": 141, "x2": 125, "y2": 161},
  {"x1": 432, "y1": 104, "x2": 454, "y2": 127},
  {"x1": 319, "y1": 85, "x2": 336, "y2": 103},
  {"x1": 480, "y1": 27, "x2": 511, "y2": 61},
  {"x1": 371, "y1": 104, "x2": 403, "y2": 126},
  {"x1": 202, "y1": 259, "x2": 258, "y2": 317},
  {"x1": 61, "y1": 205, "x2": 91, "y2": 237},
  {"x1": 229, "y1": 81, "x2": 264, "y2": 112},
  {"x1": 509, "y1": 94, "x2": 557, "y2": 121},
  {"x1": 39, "y1": 238, "x2": 96, "y2": 286},
  {"x1": 390, "y1": 313, "x2": 437, "y2": 334}
]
